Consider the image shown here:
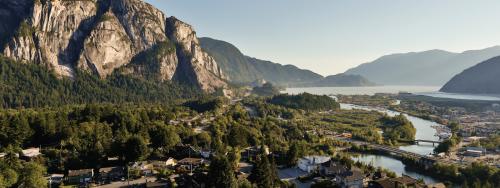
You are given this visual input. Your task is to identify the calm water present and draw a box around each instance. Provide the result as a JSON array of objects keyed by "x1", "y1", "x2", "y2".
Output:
[
  {"x1": 418, "y1": 92, "x2": 500, "y2": 101},
  {"x1": 285, "y1": 86, "x2": 440, "y2": 95},
  {"x1": 284, "y1": 86, "x2": 450, "y2": 184},
  {"x1": 285, "y1": 86, "x2": 500, "y2": 101},
  {"x1": 342, "y1": 103, "x2": 442, "y2": 184},
  {"x1": 340, "y1": 104, "x2": 440, "y2": 155},
  {"x1": 351, "y1": 154, "x2": 439, "y2": 184}
]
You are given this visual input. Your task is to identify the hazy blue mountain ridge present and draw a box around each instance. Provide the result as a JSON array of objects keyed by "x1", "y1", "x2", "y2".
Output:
[
  {"x1": 441, "y1": 56, "x2": 500, "y2": 94},
  {"x1": 345, "y1": 46, "x2": 500, "y2": 86}
]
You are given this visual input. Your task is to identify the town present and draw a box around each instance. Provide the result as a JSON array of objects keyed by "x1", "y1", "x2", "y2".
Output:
[
  {"x1": 338, "y1": 93, "x2": 500, "y2": 168},
  {"x1": 1, "y1": 145, "x2": 447, "y2": 188}
]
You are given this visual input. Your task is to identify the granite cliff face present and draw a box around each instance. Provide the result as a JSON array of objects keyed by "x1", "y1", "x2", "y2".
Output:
[{"x1": 1, "y1": 0, "x2": 227, "y2": 93}]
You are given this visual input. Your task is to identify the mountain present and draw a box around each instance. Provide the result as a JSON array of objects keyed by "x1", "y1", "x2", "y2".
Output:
[
  {"x1": 345, "y1": 46, "x2": 500, "y2": 86},
  {"x1": 0, "y1": 0, "x2": 227, "y2": 93},
  {"x1": 441, "y1": 56, "x2": 500, "y2": 95},
  {"x1": 199, "y1": 37, "x2": 323, "y2": 85},
  {"x1": 199, "y1": 37, "x2": 374, "y2": 87}
]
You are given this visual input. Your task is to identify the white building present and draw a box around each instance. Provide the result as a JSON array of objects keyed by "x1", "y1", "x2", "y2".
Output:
[
  {"x1": 21, "y1": 148, "x2": 41, "y2": 158},
  {"x1": 298, "y1": 155, "x2": 331, "y2": 173}
]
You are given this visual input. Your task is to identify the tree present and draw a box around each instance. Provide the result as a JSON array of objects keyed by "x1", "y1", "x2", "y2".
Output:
[
  {"x1": 124, "y1": 135, "x2": 149, "y2": 162},
  {"x1": 208, "y1": 155, "x2": 237, "y2": 188},
  {"x1": 150, "y1": 123, "x2": 180, "y2": 152},
  {"x1": 227, "y1": 149, "x2": 241, "y2": 172},
  {"x1": 196, "y1": 132, "x2": 212, "y2": 149},
  {"x1": 17, "y1": 162, "x2": 47, "y2": 188},
  {"x1": 0, "y1": 163, "x2": 18, "y2": 188},
  {"x1": 286, "y1": 143, "x2": 299, "y2": 166},
  {"x1": 249, "y1": 147, "x2": 280, "y2": 188}
]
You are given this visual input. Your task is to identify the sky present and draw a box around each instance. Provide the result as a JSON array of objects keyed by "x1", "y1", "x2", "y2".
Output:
[{"x1": 145, "y1": 0, "x2": 500, "y2": 76}]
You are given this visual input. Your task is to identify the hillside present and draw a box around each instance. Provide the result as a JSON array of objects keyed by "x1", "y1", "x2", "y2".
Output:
[
  {"x1": 199, "y1": 37, "x2": 323, "y2": 85},
  {"x1": 200, "y1": 37, "x2": 375, "y2": 87},
  {"x1": 0, "y1": 56, "x2": 202, "y2": 108},
  {"x1": 345, "y1": 46, "x2": 500, "y2": 86},
  {"x1": 0, "y1": 0, "x2": 228, "y2": 93},
  {"x1": 441, "y1": 56, "x2": 500, "y2": 95}
]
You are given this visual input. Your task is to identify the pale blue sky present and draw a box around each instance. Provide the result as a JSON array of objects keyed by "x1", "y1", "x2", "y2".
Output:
[{"x1": 145, "y1": 0, "x2": 500, "y2": 75}]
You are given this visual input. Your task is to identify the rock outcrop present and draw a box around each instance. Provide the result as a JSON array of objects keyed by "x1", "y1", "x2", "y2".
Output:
[
  {"x1": 1, "y1": 0, "x2": 228, "y2": 93},
  {"x1": 0, "y1": 0, "x2": 33, "y2": 52},
  {"x1": 77, "y1": 10, "x2": 133, "y2": 78},
  {"x1": 111, "y1": 0, "x2": 167, "y2": 52},
  {"x1": 166, "y1": 17, "x2": 226, "y2": 92}
]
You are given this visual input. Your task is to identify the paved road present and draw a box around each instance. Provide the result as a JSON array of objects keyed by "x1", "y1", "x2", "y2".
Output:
[{"x1": 278, "y1": 168, "x2": 311, "y2": 188}]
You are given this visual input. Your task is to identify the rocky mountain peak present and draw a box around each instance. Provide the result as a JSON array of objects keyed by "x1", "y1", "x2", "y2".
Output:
[{"x1": 1, "y1": 0, "x2": 228, "y2": 93}]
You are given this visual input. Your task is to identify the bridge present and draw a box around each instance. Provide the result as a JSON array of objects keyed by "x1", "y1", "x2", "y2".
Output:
[
  {"x1": 414, "y1": 139, "x2": 442, "y2": 146},
  {"x1": 336, "y1": 138, "x2": 468, "y2": 168}
]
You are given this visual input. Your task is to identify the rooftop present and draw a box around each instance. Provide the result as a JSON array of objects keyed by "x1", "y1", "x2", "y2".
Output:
[
  {"x1": 342, "y1": 170, "x2": 364, "y2": 182},
  {"x1": 21, "y1": 148, "x2": 41, "y2": 157},
  {"x1": 392, "y1": 175, "x2": 417, "y2": 185},
  {"x1": 68, "y1": 169, "x2": 93, "y2": 177},
  {"x1": 300, "y1": 155, "x2": 331, "y2": 165},
  {"x1": 178, "y1": 158, "x2": 204, "y2": 165},
  {"x1": 99, "y1": 167, "x2": 123, "y2": 173}
]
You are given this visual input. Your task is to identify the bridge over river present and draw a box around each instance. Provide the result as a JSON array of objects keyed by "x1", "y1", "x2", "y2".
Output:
[
  {"x1": 414, "y1": 139, "x2": 442, "y2": 146},
  {"x1": 343, "y1": 138, "x2": 468, "y2": 168}
]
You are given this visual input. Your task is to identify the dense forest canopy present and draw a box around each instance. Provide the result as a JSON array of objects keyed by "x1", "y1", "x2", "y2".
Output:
[
  {"x1": 268, "y1": 93, "x2": 340, "y2": 111},
  {"x1": 0, "y1": 56, "x2": 203, "y2": 108},
  {"x1": 380, "y1": 114, "x2": 416, "y2": 141}
]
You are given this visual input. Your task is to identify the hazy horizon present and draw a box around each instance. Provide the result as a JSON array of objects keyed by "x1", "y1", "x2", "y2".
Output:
[{"x1": 146, "y1": 0, "x2": 500, "y2": 76}]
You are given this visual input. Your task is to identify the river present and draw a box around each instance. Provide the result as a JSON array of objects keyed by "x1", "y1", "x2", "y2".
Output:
[
  {"x1": 284, "y1": 87, "x2": 450, "y2": 184},
  {"x1": 340, "y1": 103, "x2": 443, "y2": 184},
  {"x1": 340, "y1": 103, "x2": 441, "y2": 155}
]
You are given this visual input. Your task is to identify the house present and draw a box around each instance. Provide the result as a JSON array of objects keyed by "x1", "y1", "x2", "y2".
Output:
[
  {"x1": 241, "y1": 145, "x2": 270, "y2": 160},
  {"x1": 98, "y1": 167, "x2": 124, "y2": 183},
  {"x1": 464, "y1": 146, "x2": 486, "y2": 157},
  {"x1": 320, "y1": 160, "x2": 348, "y2": 177},
  {"x1": 369, "y1": 178, "x2": 394, "y2": 188},
  {"x1": 178, "y1": 158, "x2": 206, "y2": 171},
  {"x1": 66, "y1": 169, "x2": 94, "y2": 185},
  {"x1": 391, "y1": 175, "x2": 419, "y2": 187},
  {"x1": 152, "y1": 158, "x2": 177, "y2": 169},
  {"x1": 298, "y1": 155, "x2": 331, "y2": 173},
  {"x1": 131, "y1": 161, "x2": 154, "y2": 175},
  {"x1": 338, "y1": 170, "x2": 364, "y2": 188},
  {"x1": 21, "y1": 147, "x2": 41, "y2": 160},
  {"x1": 369, "y1": 175, "x2": 422, "y2": 188}
]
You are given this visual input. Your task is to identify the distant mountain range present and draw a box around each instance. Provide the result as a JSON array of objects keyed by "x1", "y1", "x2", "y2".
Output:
[
  {"x1": 200, "y1": 37, "x2": 374, "y2": 87},
  {"x1": 345, "y1": 46, "x2": 500, "y2": 86},
  {"x1": 441, "y1": 56, "x2": 500, "y2": 95}
]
